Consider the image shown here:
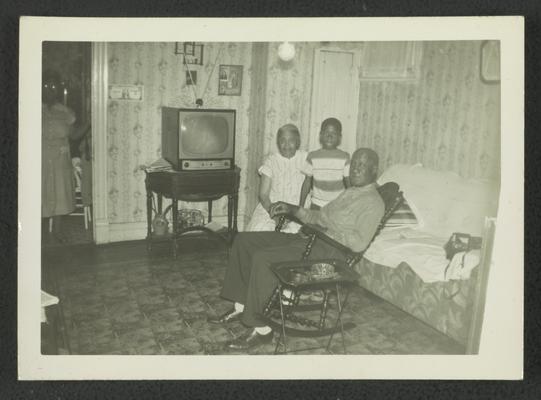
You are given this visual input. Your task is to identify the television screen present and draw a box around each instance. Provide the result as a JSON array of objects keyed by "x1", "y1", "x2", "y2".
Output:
[
  {"x1": 161, "y1": 107, "x2": 235, "y2": 170},
  {"x1": 180, "y1": 114, "x2": 230, "y2": 156}
]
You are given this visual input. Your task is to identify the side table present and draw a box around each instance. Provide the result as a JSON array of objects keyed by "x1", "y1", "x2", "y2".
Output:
[
  {"x1": 145, "y1": 167, "x2": 241, "y2": 257},
  {"x1": 263, "y1": 259, "x2": 359, "y2": 354}
]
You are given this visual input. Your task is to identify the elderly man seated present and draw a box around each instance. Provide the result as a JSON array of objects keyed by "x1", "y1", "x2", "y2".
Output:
[{"x1": 209, "y1": 148, "x2": 385, "y2": 350}]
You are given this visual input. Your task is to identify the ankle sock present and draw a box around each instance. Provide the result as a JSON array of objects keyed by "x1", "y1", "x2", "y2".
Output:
[
  {"x1": 234, "y1": 302, "x2": 244, "y2": 313},
  {"x1": 254, "y1": 326, "x2": 272, "y2": 335},
  {"x1": 281, "y1": 289, "x2": 294, "y2": 305}
]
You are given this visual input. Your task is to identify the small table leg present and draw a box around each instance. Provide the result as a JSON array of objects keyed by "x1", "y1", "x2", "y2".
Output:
[
  {"x1": 145, "y1": 177, "x2": 153, "y2": 253},
  {"x1": 172, "y1": 199, "x2": 178, "y2": 258},
  {"x1": 227, "y1": 195, "x2": 233, "y2": 231},
  {"x1": 227, "y1": 195, "x2": 234, "y2": 245},
  {"x1": 157, "y1": 194, "x2": 163, "y2": 214},
  {"x1": 275, "y1": 286, "x2": 288, "y2": 355},
  {"x1": 232, "y1": 193, "x2": 239, "y2": 234},
  {"x1": 326, "y1": 284, "x2": 350, "y2": 354}
]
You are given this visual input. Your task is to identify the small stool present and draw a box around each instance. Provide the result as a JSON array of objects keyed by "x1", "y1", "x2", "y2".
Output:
[{"x1": 263, "y1": 259, "x2": 359, "y2": 354}]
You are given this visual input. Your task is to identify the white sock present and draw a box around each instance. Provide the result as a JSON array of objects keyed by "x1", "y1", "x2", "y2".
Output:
[
  {"x1": 281, "y1": 288, "x2": 294, "y2": 305},
  {"x1": 254, "y1": 326, "x2": 272, "y2": 335},
  {"x1": 234, "y1": 302, "x2": 244, "y2": 313}
]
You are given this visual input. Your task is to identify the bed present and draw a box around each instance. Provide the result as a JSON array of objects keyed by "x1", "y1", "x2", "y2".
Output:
[{"x1": 357, "y1": 164, "x2": 499, "y2": 346}]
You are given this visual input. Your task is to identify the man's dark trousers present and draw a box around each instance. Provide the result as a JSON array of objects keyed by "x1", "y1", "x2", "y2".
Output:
[{"x1": 220, "y1": 231, "x2": 344, "y2": 327}]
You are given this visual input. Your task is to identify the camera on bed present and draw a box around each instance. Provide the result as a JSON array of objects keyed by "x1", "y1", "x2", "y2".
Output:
[{"x1": 444, "y1": 232, "x2": 482, "y2": 260}]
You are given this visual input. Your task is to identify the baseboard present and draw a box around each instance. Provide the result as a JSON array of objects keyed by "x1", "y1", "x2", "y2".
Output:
[{"x1": 107, "y1": 221, "x2": 148, "y2": 243}]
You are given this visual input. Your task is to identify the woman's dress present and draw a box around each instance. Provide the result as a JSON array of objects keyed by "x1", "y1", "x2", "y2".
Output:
[
  {"x1": 246, "y1": 150, "x2": 307, "y2": 233},
  {"x1": 42, "y1": 103, "x2": 76, "y2": 218}
]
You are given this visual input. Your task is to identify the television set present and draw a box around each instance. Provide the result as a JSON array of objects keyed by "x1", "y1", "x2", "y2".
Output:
[{"x1": 161, "y1": 107, "x2": 236, "y2": 171}]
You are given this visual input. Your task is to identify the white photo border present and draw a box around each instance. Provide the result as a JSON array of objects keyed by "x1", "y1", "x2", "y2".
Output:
[{"x1": 18, "y1": 16, "x2": 524, "y2": 380}]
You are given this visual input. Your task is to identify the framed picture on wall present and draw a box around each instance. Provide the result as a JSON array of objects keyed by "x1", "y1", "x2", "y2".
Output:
[
  {"x1": 218, "y1": 64, "x2": 243, "y2": 96},
  {"x1": 184, "y1": 43, "x2": 204, "y2": 65},
  {"x1": 480, "y1": 40, "x2": 500, "y2": 83},
  {"x1": 174, "y1": 42, "x2": 204, "y2": 65},
  {"x1": 174, "y1": 42, "x2": 184, "y2": 54},
  {"x1": 108, "y1": 84, "x2": 144, "y2": 101}
]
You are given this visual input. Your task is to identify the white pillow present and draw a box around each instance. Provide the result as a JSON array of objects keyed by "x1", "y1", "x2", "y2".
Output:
[
  {"x1": 378, "y1": 164, "x2": 499, "y2": 238},
  {"x1": 377, "y1": 163, "x2": 423, "y2": 186}
]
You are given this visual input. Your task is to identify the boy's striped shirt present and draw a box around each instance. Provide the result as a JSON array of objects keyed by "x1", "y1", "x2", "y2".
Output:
[{"x1": 302, "y1": 148, "x2": 350, "y2": 207}]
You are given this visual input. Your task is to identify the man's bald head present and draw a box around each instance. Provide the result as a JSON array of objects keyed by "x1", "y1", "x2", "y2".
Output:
[{"x1": 349, "y1": 148, "x2": 379, "y2": 187}]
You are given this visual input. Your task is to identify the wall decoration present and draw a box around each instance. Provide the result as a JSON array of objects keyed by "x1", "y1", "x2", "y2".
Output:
[
  {"x1": 106, "y1": 42, "x2": 253, "y2": 228},
  {"x1": 356, "y1": 41, "x2": 501, "y2": 179},
  {"x1": 186, "y1": 70, "x2": 197, "y2": 86},
  {"x1": 218, "y1": 65, "x2": 243, "y2": 96},
  {"x1": 175, "y1": 42, "x2": 204, "y2": 64},
  {"x1": 108, "y1": 84, "x2": 144, "y2": 101},
  {"x1": 263, "y1": 41, "x2": 500, "y2": 180},
  {"x1": 174, "y1": 42, "x2": 184, "y2": 54},
  {"x1": 178, "y1": 43, "x2": 204, "y2": 65},
  {"x1": 480, "y1": 40, "x2": 500, "y2": 83},
  {"x1": 360, "y1": 42, "x2": 423, "y2": 81}
]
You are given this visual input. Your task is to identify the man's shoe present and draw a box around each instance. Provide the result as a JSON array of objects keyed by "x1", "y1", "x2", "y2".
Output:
[
  {"x1": 207, "y1": 308, "x2": 242, "y2": 324},
  {"x1": 225, "y1": 329, "x2": 273, "y2": 351}
]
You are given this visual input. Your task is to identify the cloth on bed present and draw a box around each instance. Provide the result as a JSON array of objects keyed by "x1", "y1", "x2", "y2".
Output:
[
  {"x1": 364, "y1": 227, "x2": 480, "y2": 283},
  {"x1": 377, "y1": 164, "x2": 499, "y2": 238}
]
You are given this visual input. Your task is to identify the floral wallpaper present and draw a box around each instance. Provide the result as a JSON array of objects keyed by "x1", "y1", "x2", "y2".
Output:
[
  {"x1": 105, "y1": 40, "x2": 500, "y2": 228},
  {"x1": 260, "y1": 41, "x2": 500, "y2": 180},
  {"x1": 262, "y1": 42, "x2": 317, "y2": 155},
  {"x1": 357, "y1": 41, "x2": 501, "y2": 180},
  {"x1": 106, "y1": 42, "x2": 253, "y2": 224},
  {"x1": 261, "y1": 42, "x2": 372, "y2": 156}
]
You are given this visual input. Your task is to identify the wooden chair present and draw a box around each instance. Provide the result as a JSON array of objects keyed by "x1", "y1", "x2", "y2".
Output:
[
  {"x1": 263, "y1": 182, "x2": 404, "y2": 352},
  {"x1": 301, "y1": 182, "x2": 403, "y2": 267}
]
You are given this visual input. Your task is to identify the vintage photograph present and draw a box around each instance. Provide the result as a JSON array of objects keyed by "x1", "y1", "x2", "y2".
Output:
[
  {"x1": 19, "y1": 17, "x2": 523, "y2": 380},
  {"x1": 218, "y1": 64, "x2": 243, "y2": 95},
  {"x1": 175, "y1": 41, "x2": 204, "y2": 65}
]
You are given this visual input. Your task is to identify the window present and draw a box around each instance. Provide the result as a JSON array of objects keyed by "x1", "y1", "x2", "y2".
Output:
[{"x1": 360, "y1": 42, "x2": 423, "y2": 81}]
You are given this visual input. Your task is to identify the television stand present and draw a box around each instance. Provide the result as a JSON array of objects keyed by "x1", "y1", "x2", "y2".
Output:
[{"x1": 145, "y1": 167, "x2": 241, "y2": 258}]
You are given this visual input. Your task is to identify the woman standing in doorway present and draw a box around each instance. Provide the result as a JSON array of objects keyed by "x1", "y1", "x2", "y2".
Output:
[{"x1": 42, "y1": 69, "x2": 77, "y2": 242}]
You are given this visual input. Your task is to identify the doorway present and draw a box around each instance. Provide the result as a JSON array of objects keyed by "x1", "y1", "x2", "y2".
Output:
[
  {"x1": 308, "y1": 47, "x2": 361, "y2": 154},
  {"x1": 42, "y1": 42, "x2": 93, "y2": 246}
]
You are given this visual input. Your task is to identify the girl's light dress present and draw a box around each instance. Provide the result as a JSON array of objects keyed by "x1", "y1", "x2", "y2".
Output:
[{"x1": 246, "y1": 150, "x2": 307, "y2": 233}]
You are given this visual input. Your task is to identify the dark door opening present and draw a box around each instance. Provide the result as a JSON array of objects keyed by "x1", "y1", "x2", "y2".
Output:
[{"x1": 42, "y1": 41, "x2": 93, "y2": 247}]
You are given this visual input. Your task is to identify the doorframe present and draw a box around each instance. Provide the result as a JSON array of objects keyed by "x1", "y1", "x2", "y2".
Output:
[
  {"x1": 91, "y1": 42, "x2": 109, "y2": 244},
  {"x1": 308, "y1": 47, "x2": 362, "y2": 154}
]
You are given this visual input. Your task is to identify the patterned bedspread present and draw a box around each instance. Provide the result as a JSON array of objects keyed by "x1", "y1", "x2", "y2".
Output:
[{"x1": 355, "y1": 257, "x2": 477, "y2": 346}]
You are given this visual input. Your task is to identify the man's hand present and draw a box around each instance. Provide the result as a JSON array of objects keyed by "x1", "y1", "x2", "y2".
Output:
[{"x1": 269, "y1": 202, "x2": 298, "y2": 218}]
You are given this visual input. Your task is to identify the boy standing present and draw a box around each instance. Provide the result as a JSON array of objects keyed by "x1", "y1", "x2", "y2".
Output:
[{"x1": 299, "y1": 117, "x2": 350, "y2": 209}]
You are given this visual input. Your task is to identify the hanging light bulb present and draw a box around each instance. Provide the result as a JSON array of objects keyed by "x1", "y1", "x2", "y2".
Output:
[{"x1": 278, "y1": 41, "x2": 296, "y2": 62}]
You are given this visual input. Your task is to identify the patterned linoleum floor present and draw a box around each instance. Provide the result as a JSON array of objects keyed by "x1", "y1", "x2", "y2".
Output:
[{"x1": 45, "y1": 241, "x2": 465, "y2": 355}]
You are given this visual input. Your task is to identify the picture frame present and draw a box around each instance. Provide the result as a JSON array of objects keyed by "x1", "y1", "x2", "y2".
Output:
[
  {"x1": 174, "y1": 42, "x2": 204, "y2": 65},
  {"x1": 359, "y1": 42, "x2": 423, "y2": 81},
  {"x1": 174, "y1": 42, "x2": 184, "y2": 54},
  {"x1": 185, "y1": 43, "x2": 204, "y2": 65},
  {"x1": 480, "y1": 40, "x2": 500, "y2": 83},
  {"x1": 108, "y1": 84, "x2": 144, "y2": 101},
  {"x1": 218, "y1": 64, "x2": 243, "y2": 96}
]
